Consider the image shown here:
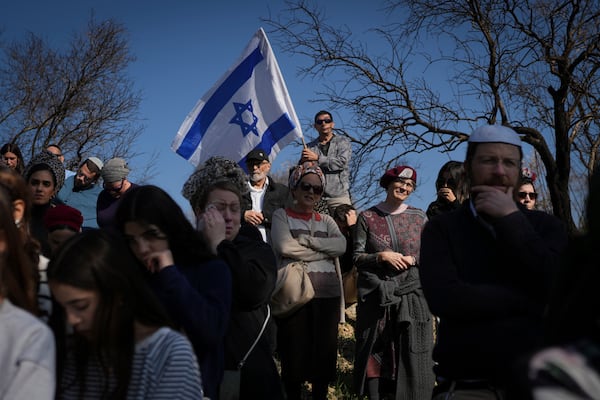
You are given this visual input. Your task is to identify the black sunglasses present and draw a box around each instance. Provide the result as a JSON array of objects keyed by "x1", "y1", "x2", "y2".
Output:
[
  {"x1": 299, "y1": 182, "x2": 324, "y2": 195},
  {"x1": 518, "y1": 191, "x2": 537, "y2": 200},
  {"x1": 436, "y1": 177, "x2": 457, "y2": 188},
  {"x1": 315, "y1": 118, "x2": 332, "y2": 125},
  {"x1": 104, "y1": 179, "x2": 125, "y2": 193}
]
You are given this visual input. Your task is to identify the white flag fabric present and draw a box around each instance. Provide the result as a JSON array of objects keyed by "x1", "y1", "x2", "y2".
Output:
[{"x1": 171, "y1": 28, "x2": 303, "y2": 169}]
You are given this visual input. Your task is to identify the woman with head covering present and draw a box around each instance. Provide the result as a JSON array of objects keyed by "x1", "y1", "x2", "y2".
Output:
[
  {"x1": 23, "y1": 150, "x2": 66, "y2": 258},
  {"x1": 48, "y1": 229, "x2": 204, "y2": 399},
  {"x1": 353, "y1": 165, "x2": 435, "y2": 400},
  {"x1": 0, "y1": 184, "x2": 55, "y2": 400},
  {"x1": 43, "y1": 203, "x2": 83, "y2": 256},
  {"x1": 114, "y1": 184, "x2": 230, "y2": 400},
  {"x1": 182, "y1": 156, "x2": 284, "y2": 399},
  {"x1": 270, "y1": 161, "x2": 346, "y2": 400},
  {"x1": 1, "y1": 142, "x2": 26, "y2": 175}
]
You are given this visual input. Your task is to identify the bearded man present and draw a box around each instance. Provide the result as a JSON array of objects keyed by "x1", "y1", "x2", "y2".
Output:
[
  {"x1": 241, "y1": 148, "x2": 289, "y2": 243},
  {"x1": 419, "y1": 125, "x2": 568, "y2": 399},
  {"x1": 57, "y1": 157, "x2": 103, "y2": 228}
]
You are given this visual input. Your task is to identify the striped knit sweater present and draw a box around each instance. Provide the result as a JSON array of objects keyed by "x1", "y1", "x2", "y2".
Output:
[
  {"x1": 59, "y1": 327, "x2": 204, "y2": 399},
  {"x1": 271, "y1": 208, "x2": 346, "y2": 298}
]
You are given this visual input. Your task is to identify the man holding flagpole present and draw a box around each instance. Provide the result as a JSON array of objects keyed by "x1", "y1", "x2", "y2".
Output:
[
  {"x1": 300, "y1": 110, "x2": 353, "y2": 214},
  {"x1": 171, "y1": 27, "x2": 303, "y2": 170}
]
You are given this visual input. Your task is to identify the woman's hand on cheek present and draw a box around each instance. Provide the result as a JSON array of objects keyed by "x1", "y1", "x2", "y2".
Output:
[
  {"x1": 199, "y1": 208, "x2": 226, "y2": 254},
  {"x1": 145, "y1": 249, "x2": 174, "y2": 273}
]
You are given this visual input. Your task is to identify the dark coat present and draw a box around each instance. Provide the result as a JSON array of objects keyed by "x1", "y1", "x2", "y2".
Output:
[
  {"x1": 419, "y1": 202, "x2": 568, "y2": 385},
  {"x1": 217, "y1": 224, "x2": 284, "y2": 399},
  {"x1": 147, "y1": 258, "x2": 232, "y2": 400},
  {"x1": 241, "y1": 177, "x2": 289, "y2": 240},
  {"x1": 426, "y1": 198, "x2": 461, "y2": 219}
]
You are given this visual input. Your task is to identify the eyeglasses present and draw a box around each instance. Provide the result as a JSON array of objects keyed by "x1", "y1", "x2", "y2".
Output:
[
  {"x1": 394, "y1": 180, "x2": 415, "y2": 190},
  {"x1": 299, "y1": 182, "x2": 324, "y2": 195},
  {"x1": 315, "y1": 118, "x2": 332, "y2": 125},
  {"x1": 207, "y1": 201, "x2": 241, "y2": 214},
  {"x1": 103, "y1": 179, "x2": 124, "y2": 193},
  {"x1": 518, "y1": 192, "x2": 537, "y2": 200}
]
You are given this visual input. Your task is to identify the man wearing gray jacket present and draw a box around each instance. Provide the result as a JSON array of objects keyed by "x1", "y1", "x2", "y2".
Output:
[{"x1": 300, "y1": 110, "x2": 352, "y2": 213}]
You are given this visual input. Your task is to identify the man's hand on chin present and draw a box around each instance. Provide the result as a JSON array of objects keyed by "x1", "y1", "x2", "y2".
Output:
[{"x1": 471, "y1": 186, "x2": 519, "y2": 218}]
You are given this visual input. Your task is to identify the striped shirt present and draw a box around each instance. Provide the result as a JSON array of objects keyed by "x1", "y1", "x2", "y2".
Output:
[
  {"x1": 59, "y1": 327, "x2": 204, "y2": 400},
  {"x1": 271, "y1": 208, "x2": 346, "y2": 298}
]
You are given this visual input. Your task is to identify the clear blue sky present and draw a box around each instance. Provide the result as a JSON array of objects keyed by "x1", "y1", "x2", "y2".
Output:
[{"x1": 2, "y1": 0, "x2": 465, "y2": 215}]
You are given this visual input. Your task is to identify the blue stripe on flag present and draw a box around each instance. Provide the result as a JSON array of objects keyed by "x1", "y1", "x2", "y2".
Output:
[
  {"x1": 239, "y1": 113, "x2": 296, "y2": 169},
  {"x1": 176, "y1": 46, "x2": 265, "y2": 159}
]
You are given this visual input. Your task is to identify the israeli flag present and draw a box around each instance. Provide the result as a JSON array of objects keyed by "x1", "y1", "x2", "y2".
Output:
[{"x1": 171, "y1": 28, "x2": 303, "y2": 168}]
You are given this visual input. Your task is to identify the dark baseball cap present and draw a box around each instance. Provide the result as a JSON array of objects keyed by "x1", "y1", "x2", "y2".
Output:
[{"x1": 246, "y1": 149, "x2": 269, "y2": 162}]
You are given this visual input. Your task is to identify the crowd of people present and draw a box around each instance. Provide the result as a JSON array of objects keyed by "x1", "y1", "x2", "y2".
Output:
[{"x1": 0, "y1": 114, "x2": 598, "y2": 400}]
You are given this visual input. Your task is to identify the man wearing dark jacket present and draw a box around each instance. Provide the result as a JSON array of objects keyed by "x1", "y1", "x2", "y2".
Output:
[
  {"x1": 242, "y1": 148, "x2": 288, "y2": 243},
  {"x1": 419, "y1": 125, "x2": 568, "y2": 399}
]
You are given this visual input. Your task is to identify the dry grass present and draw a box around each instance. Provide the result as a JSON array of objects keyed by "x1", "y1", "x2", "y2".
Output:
[
  {"x1": 326, "y1": 304, "x2": 366, "y2": 399},
  {"x1": 275, "y1": 304, "x2": 366, "y2": 399}
]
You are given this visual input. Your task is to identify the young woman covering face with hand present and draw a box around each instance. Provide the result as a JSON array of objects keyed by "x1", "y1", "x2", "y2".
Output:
[
  {"x1": 48, "y1": 229, "x2": 204, "y2": 400},
  {"x1": 115, "y1": 184, "x2": 231, "y2": 400}
]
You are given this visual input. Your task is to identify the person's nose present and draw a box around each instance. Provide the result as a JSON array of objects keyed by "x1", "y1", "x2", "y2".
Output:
[
  {"x1": 492, "y1": 161, "x2": 506, "y2": 175},
  {"x1": 66, "y1": 311, "x2": 81, "y2": 327},
  {"x1": 221, "y1": 208, "x2": 235, "y2": 222},
  {"x1": 132, "y1": 238, "x2": 151, "y2": 258}
]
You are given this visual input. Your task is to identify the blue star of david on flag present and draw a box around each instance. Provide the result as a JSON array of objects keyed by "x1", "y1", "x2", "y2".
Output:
[
  {"x1": 172, "y1": 28, "x2": 304, "y2": 168},
  {"x1": 230, "y1": 100, "x2": 259, "y2": 137}
]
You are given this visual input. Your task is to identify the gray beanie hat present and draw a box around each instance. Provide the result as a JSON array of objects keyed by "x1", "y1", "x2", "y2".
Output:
[
  {"x1": 24, "y1": 150, "x2": 66, "y2": 192},
  {"x1": 101, "y1": 158, "x2": 130, "y2": 183},
  {"x1": 182, "y1": 156, "x2": 248, "y2": 210}
]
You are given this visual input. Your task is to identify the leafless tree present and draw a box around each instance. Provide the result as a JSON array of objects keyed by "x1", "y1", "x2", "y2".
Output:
[
  {"x1": 264, "y1": 0, "x2": 600, "y2": 235},
  {"x1": 0, "y1": 17, "x2": 144, "y2": 172}
]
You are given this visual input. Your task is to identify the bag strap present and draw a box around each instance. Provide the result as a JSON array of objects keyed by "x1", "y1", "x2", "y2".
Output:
[{"x1": 237, "y1": 304, "x2": 271, "y2": 370}]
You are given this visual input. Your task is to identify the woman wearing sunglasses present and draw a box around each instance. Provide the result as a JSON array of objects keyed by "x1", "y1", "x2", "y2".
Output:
[
  {"x1": 516, "y1": 168, "x2": 538, "y2": 210},
  {"x1": 270, "y1": 161, "x2": 346, "y2": 400},
  {"x1": 353, "y1": 165, "x2": 435, "y2": 400},
  {"x1": 426, "y1": 160, "x2": 467, "y2": 219}
]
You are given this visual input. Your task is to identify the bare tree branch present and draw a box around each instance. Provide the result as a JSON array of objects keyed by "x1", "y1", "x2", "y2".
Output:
[{"x1": 263, "y1": 0, "x2": 600, "y2": 235}]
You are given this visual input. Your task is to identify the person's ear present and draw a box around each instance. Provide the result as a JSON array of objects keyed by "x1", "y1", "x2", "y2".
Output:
[{"x1": 12, "y1": 199, "x2": 25, "y2": 226}]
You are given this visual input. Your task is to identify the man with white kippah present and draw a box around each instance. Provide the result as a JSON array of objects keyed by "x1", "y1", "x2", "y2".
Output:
[
  {"x1": 57, "y1": 156, "x2": 104, "y2": 229},
  {"x1": 419, "y1": 125, "x2": 568, "y2": 399}
]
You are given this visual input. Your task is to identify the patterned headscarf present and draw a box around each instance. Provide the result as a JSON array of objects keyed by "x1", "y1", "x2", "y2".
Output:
[
  {"x1": 182, "y1": 156, "x2": 248, "y2": 210},
  {"x1": 288, "y1": 161, "x2": 326, "y2": 189},
  {"x1": 24, "y1": 150, "x2": 66, "y2": 191}
]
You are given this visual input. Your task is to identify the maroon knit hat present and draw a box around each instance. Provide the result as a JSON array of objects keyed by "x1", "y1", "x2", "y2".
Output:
[
  {"x1": 379, "y1": 165, "x2": 417, "y2": 188},
  {"x1": 43, "y1": 204, "x2": 83, "y2": 232}
]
